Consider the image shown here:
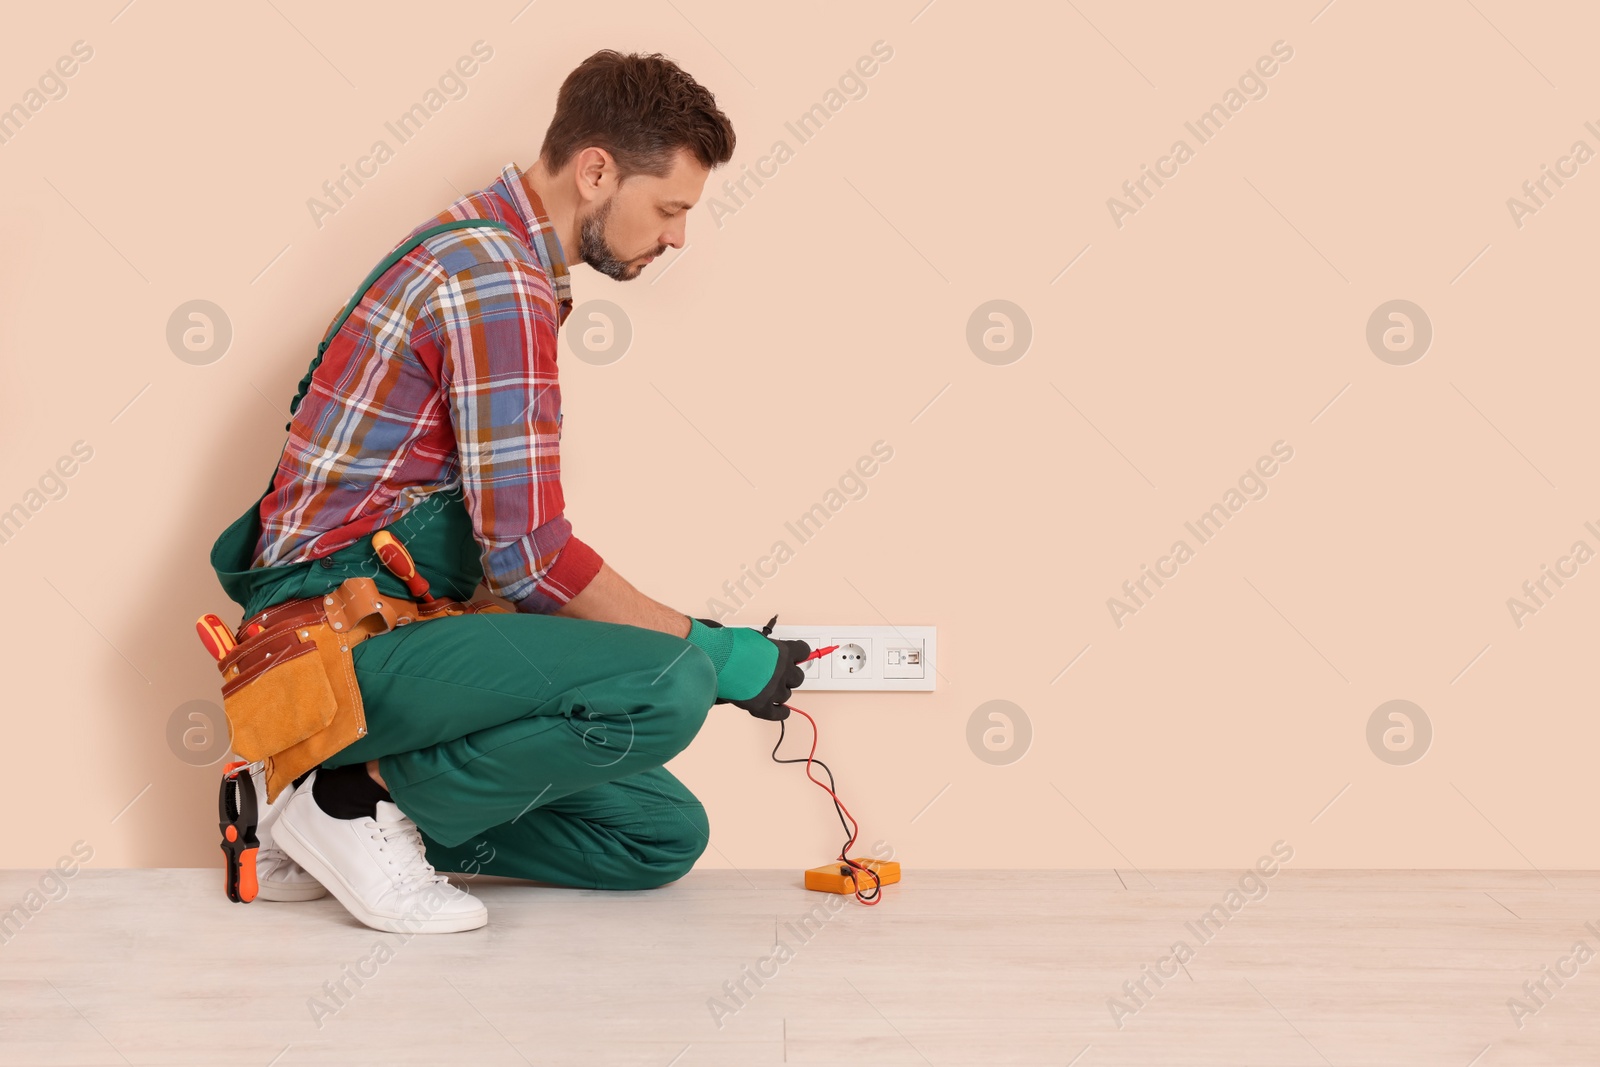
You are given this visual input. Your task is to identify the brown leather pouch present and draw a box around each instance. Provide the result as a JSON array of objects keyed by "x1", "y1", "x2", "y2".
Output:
[
  {"x1": 220, "y1": 626, "x2": 337, "y2": 764},
  {"x1": 218, "y1": 577, "x2": 418, "y2": 801},
  {"x1": 212, "y1": 576, "x2": 514, "y2": 801}
]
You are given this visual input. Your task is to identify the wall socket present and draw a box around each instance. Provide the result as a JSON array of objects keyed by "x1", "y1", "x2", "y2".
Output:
[{"x1": 765, "y1": 625, "x2": 937, "y2": 692}]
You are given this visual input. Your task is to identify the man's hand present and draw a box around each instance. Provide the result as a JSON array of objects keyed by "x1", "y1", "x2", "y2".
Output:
[{"x1": 685, "y1": 617, "x2": 810, "y2": 720}]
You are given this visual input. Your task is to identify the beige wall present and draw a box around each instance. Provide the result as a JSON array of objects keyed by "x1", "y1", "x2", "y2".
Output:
[{"x1": 3, "y1": 0, "x2": 1596, "y2": 873}]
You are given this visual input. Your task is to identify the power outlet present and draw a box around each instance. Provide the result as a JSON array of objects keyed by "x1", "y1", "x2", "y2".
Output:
[
  {"x1": 766, "y1": 625, "x2": 936, "y2": 692},
  {"x1": 831, "y1": 640, "x2": 870, "y2": 679}
]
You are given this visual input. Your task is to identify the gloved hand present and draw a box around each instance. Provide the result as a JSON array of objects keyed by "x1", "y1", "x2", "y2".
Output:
[{"x1": 684, "y1": 617, "x2": 810, "y2": 721}]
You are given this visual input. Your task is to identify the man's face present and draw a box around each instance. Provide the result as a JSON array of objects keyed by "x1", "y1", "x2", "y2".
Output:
[{"x1": 577, "y1": 147, "x2": 710, "y2": 281}]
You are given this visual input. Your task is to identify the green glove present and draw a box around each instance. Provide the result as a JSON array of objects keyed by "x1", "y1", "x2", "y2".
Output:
[{"x1": 685, "y1": 617, "x2": 811, "y2": 720}]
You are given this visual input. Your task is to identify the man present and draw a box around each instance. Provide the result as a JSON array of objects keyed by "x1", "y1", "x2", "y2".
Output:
[{"x1": 209, "y1": 50, "x2": 810, "y2": 933}]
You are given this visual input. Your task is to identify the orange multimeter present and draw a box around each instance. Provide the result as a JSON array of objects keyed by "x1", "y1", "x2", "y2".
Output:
[{"x1": 804, "y1": 858, "x2": 900, "y2": 895}]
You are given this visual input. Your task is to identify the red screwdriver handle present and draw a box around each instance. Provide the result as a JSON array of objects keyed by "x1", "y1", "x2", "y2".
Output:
[{"x1": 371, "y1": 530, "x2": 435, "y2": 602}]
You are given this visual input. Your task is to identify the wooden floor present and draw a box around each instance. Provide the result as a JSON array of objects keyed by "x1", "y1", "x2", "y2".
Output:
[{"x1": 1, "y1": 869, "x2": 1596, "y2": 1065}]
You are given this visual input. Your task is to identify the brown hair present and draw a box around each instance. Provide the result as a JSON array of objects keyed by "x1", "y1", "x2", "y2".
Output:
[{"x1": 539, "y1": 50, "x2": 735, "y2": 179}]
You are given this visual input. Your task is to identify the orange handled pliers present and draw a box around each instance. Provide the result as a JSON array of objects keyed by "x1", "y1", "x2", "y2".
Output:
[{"x1": 218, "y1": 761, "x2": 260, "y2": 903}]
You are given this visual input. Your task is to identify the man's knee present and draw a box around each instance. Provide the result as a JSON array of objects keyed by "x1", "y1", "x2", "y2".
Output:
[
  {"x1": 636, "y1": 797, "x2": 710, "y2": 888},
  {"x1": 651, "y1": 639, "x2": 717, "y2": 752}
]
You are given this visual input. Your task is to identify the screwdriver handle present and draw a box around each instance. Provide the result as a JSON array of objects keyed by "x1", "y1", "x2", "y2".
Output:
[
  {"x1": 195, "y1": 614, "x2": 236, "y2": 661},
  {"x1": 371, "y1": 530, "x2": 435, "y2": 602}
]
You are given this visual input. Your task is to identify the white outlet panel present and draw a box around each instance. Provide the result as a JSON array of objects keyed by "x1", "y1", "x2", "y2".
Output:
[{"x1": 766, "y1": 625, "x2": 937, "y2": 692}]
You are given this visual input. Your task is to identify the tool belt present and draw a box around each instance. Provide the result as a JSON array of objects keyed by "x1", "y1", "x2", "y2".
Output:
[{"x1": 209, "y1": 576, "x2": 509, "y2": 803}]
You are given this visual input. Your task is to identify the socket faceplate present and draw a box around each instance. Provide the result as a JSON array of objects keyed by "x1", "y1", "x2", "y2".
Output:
[{"x1": 766, "y1": 625, "x2": 937, "y2": 692}]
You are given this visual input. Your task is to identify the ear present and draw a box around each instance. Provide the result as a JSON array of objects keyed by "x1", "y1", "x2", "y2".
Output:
[{"x1": 571, "y1": 146, "x2": 615, "y2": 204}]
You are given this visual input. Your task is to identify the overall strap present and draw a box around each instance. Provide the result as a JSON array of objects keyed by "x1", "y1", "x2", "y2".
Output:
[{"x1": 283, "y1": 218, "x2": 516, "y2": 429}]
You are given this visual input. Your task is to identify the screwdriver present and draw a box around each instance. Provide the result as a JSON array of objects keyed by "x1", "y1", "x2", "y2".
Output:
[
  {"x1": 371, "y1": 530, "x2": 437, "y2": 606},
  {"x1": 195, "y1": 614, "x2": 237, "y2": 661}
]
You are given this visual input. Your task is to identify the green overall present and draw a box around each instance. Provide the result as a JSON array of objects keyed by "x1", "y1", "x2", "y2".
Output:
[{"x1": 210, "y1": 220, "x2": 718, "y2": 891}]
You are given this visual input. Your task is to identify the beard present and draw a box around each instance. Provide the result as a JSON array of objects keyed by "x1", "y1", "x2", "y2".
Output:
[{"x1": 577, "y1": 197, "x2": 664, "y2": 281}]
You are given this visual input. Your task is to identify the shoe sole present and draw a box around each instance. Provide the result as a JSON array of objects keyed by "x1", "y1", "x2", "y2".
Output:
[
  {"x1": 274, "y1": 807, "x2": 488, "y2": 934},
  {"x1": 256, "y1": 878, "x2": 329, "y2": 902}
]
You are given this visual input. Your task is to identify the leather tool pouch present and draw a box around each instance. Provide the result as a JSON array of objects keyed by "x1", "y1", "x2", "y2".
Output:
[
  {"x1": 213, "y1": 576, "x2": 512, "y2": 802},
  {"x1": 217, "y1": 577, "x2": 414, "y2": 802}
]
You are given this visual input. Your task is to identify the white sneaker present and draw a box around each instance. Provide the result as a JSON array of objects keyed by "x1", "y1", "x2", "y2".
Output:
[
  {"x1": 248, "y1": 765, "x2": 328, "y2": 902},
  {"x1": 272, "y1": 770, "x2": 488, "y2": 934}
]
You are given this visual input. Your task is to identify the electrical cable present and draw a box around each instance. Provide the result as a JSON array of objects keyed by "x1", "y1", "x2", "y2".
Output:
[{"x1": 770, "y1": 704, "x2": 883, "y2": 905}]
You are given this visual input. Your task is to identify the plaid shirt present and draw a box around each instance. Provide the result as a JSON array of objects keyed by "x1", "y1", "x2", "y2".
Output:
[{"x1": 252, "y1": 162, "x2": 603, "y2": 613}]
